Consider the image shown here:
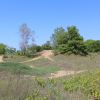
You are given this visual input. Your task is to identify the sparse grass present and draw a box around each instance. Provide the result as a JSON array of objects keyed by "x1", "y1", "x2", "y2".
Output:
[
  {"x1": 1, "y1": 53, "x2": 100, "y2": 99},
  {"x1": 3, "y1": 53, "x2": 100, "y2": 71},
  {"x1": 0, "y1": 69, "x2": 100, "y2": 100},
  {"x1": 3, "y1": 55, "x2": 31, "y2": 62},
  {"x1": 0, "y1": 73, "x2": 86, "y2": 100},
  {"x1": 52, "y1": 53, "x2": 100, "y2": 70},
  {"x1": 24, "y1": 57, "x2": 59, "y2": 68}
]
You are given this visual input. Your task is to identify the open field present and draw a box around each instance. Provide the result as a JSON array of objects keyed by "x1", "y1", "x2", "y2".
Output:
[
  {"x1": 0, "y1": 68, "x2": 100, "y2": 100},
  {"x1": 0, "y1": 62, "x2": 61, "y2": 76},
  {"x1": 4, "y1": 53, "x2": 100, "y2": 71},
  {"x1": 0, "y1": 53, "x2": 100, "y2": 99}
]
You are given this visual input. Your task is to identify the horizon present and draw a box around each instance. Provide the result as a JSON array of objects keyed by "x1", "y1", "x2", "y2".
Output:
[{"x1": 0, "y1": 0, "x2": 100, "y2": 49}]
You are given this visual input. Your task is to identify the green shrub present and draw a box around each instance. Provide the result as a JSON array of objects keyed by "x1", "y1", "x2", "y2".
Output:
[
  {"x1": 85, "y1": 40, "x2": 100, "y2": 52},
  {"x1": 63, "y1": 69, "x2": 100, "y2": 99},
  {"x1": 0, "y1": 43, "x2": 6, "y2": 54},
  {"x1": 51, "y1": 26, "x2": 88, "y2": 56}
]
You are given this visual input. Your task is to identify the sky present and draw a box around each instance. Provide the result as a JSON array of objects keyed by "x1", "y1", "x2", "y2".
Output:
[{"x1": 0, "y1": 0, "x2": 100, "y2": 49}]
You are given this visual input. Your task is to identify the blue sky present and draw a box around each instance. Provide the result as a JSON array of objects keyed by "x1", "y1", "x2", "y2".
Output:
[{"x1": 0, "y1": 0, "x2": 100, "y2": 49}]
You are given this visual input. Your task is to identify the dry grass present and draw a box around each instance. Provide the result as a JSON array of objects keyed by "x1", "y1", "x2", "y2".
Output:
[
  {"x1": 1, "y1": 53, "x2": 100, "y2": 99},
  {"x1": 52, "y1": 53, "x2": 100, "y2": 70}
]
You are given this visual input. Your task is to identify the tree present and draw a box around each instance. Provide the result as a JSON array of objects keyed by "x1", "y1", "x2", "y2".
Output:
[
  {"x1": 42, "y1": 41, "x2": 52, "y2": 50},
  {"x1": 51, "y1": 26, "x2": 88, "y2": 55},
  {"x1": 85, "y1": 40, "x2": 100, "y2": 52},
  {"x1": 51, "y1": 27, "x2": 68, "y2": 48},
  {"x1": 67, "y1": 26, "x2": 83, "y2": 41},
  {"x1": 19, "y1": 23, "x2": 34, "y2": 52},
  {"x1": 0, "y1": 43, "x2": 6, "y2": 54},
  {"x1": 5, "y1": 47, "x2": 16, "y2": 55}
]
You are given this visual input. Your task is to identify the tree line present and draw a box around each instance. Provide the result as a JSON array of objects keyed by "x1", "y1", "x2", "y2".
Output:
[{"x1": 0, "y1": 24, "x2": 100, "y2": 56}]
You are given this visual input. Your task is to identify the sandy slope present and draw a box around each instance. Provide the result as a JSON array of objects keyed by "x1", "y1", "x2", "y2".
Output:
[
  {"x1": 20, "y1": 50, "x2": 86, "y2": 78},
  {"x1": 0, "y1": 56, "x2": 3, "y2": 62},
  {"x1": 49, "y1": 70, "x2": 86, "y2": 79},
  {"x1": 20, "y1": 50, "x2": 54, "y2": 63}
]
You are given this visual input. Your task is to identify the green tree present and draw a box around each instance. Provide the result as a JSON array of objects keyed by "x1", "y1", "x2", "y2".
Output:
[
  {"x1": 0, "y1": 43, "x2": 6, "y2": 54},
  {"x1": 51, "y1": 26, "x2": 88, "y2": 55},
  {"x1": 51, "y1": 27, "x2": 68, "y2": 47},
  {"x1": 42, "y1": 41, "x2": 52, "y2": 50},
  {"x1": 85, "y1": 40, "x2": 100, "y2": 52},
  {"x1": 67, "y1": 26, "x2": 83, "y2": 41},
  {"x1": 5, "y1": 47, "x2": 16, "y2": 55}
]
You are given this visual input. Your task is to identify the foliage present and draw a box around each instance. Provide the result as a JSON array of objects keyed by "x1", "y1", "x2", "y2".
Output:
[
  {"x1": 63, "y1": 69, "x2": 100, "y2": 99},
  {"x1": 0, "y1": 43, "x2": 6, "y2": 54},
  {"x1": 0, "y1": 62, "x2": 60, "y2": 76},
  {"x1": 85, "y1": 40, "x2": 100, "y2": 52},
  {"x1": 0, "y1": 62, "x2": 33, "y2": 75},
  {"x1": 51, "y1": 26, "x2": 88, "y2": 55},
  {"x1": 42, "y1": 41, "x2": 52, "y2": 50},
  {"x1": 51, "y1": 27, "x2": 67, "y2": 47},
  {"x1": 0, "y1": 60, "x2": 100, "y2": 99},
  {"x1": 5, "y1": 47, "x2": 16, "y2": 55}
]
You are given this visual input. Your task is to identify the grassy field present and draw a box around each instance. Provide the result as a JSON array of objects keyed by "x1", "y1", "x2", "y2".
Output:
[
  {"x1": 23, "y1": 53, "x2": 100, "y2": 71},
  {"x1": 52, "y1": 53, "x2": 100, "y2": 70},
  {"x1": 0, "y1": 62, "x2": 60, "y2": 76},
  {"x1": 3, "y1": 55, "x2": 31, "y2": 62},
  {"x1": 1, "y1": 53, "x2": 100, "y2": 100},
  {"x1": 0, "y1": 68, "x2": 100, "y2": 100}
]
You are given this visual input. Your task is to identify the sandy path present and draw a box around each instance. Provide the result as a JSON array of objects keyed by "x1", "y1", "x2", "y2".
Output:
[
  {"x1": 19, "y1": 50, "x2": 86, "y2": 78},
  {"x1": 0, "y1": 56, "x2": 3, "y2": 63},
  {"x1": 20, "y1": 50, "x2": 54, "y2": 63},
  {"x1": 20, "y1": 56, "x2": 41, "y2": 63},
  {"x1": 41, "y1": 50, "x2": 54, "y2": 61},
  {"x1": 49, "y1": 70, "x2": 86, "y2": 79}
]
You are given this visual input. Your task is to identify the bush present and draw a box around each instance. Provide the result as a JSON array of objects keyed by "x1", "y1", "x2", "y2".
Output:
[
  {"x1": 51, "y1": 26, "x2": 88, "y2": 56},
  {"x1": 63, "y1": 69, "x2": 100, "y2": 99},
  {"x1": 0, "y1": 44, "x2": 6, "y2": 54},
  {"x1": 85, "y1": 40, "x2": 100, "y2": 52}
]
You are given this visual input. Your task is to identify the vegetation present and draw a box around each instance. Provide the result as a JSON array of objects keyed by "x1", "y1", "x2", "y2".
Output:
[
  {"x1": 41, "y1": 41, "x2": 52, "y2": 50},
  {"x1": 0, "y1": 24, "x2": 100, "y2": 100},
  {"x1": 0, "y1": 62, "x2": 34, "y2": 75},
  {"x1": 0, "y1": 67, "x2": 100, "y2": 100},
  {"x1": 3, "y1": 53, "x2": 100, "y2": 71},
  {"x1": 85, "y1": 40, "x2": 100, "y2": 52},
  {"x1": 51, "y1": 26, "x2": 88, "y2": 56},
  {"x1": 63, "y1": 69, "x2": 100, "y2": 100},
  {"x1": 0, "y1": 62, "x2": 60, "y2": 76},
  {"x1": 19, "y1": 23, "x2": 34, "y2": 51},
  {"x1": 0, "y1": 43, "x2": 6, "y2": 54}
]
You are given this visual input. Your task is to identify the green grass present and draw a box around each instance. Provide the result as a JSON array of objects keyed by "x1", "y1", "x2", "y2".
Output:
[
  {"x1": 3, "y1": 55, "x2": 31, "y2": 62},
  {"x1": 0, "y1": 62, "x2": 60, "y2": 76},
  {"x1": 32, "y1": 66, "x2": 60, "y2": 75},
  {"x1": 0, "y1": 62, "x2": 33, "y2": 75}
]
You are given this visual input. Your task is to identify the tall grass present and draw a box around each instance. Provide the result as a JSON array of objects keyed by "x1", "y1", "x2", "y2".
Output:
[{"x1": 0, "y1": 69, "x2": 100, "y2": 100}]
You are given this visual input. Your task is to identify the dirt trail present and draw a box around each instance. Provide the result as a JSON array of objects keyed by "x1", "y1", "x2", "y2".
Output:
[
  {"x1": 0, "y1": 56, "x2": 3, "y2": 63},
  {"x1": 20, "y1": 50, "x2": 54, "y2": 63},
  {"x1": 40, "y1": 50, "x2": 54, "y2": 61},
  {"x1": 20, "y1": 56, "x2": 41, "y2": 63},
  {"x1": 20, "y1": 50, "x2": 86, "y2": 78},
  {"x1": 49, "y1": 70, "x2": 86, "y2": 79}
]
